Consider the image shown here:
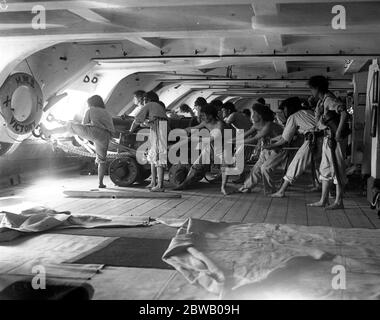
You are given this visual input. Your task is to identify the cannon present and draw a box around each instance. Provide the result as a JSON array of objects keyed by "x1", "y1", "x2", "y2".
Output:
[{"x1": 47, "y1": 115, "x2": 199, "y2": 187}]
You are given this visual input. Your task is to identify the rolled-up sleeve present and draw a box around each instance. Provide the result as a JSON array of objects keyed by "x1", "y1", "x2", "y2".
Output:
[{"x1": 282, "y1": 115, "x2": 297, "y2": 142}]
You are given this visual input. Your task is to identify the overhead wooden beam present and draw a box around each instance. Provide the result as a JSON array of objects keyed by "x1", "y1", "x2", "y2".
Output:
[
  {"x1": 94, "y1": 55, "x2": 376, "y2": 64},
  {"x1": 251, "y1": 11, "x2": 380, "y2": 35},
  {"x1": 68, "y1": 8, "x2": 112, "y2": 24},
  {"x1": 3, "y1": 0, "x2": 380, "y2": 12},
  {"x1": 251, "y1": 0, "x2": 278, "y2": 16},
  {"x1": 264, "y1": 34, "x2": 283, "y2": 49},
  {"x1": 126, "y1": 37, "x2": 162, "y2": 50},
  {"x1": 343, "y1": 59, "x2": 369, "y2": 74},
  {"x1": 0, "y1": 23, "x2": 64, "y2": 30},
  {"x1": 2, "y1": 1, "x2": 123, "y2": 11},
  {"x1": 0, "y1": 28, "x2": 257, "y2": 42},
  {"x1": 272, "y1": 60, "x2": 288, "y2": 74}
]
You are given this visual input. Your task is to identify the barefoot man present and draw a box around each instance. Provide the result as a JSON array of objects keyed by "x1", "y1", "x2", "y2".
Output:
[
  {"x1": 41, "y1": 95, "x2": 115, "y2": 189},
  {"x1": 265, "y1": 97, "x2": 317, "y2": 198},
  {"x1": 173, "y1": 104, "x2": 230, "y2": 194},
  {"x1": 306, "y1": 76, "x2": 348, "y2": 210},
  {"x1": 238, "y1": 103, "x2": 286, "y2": 195}
]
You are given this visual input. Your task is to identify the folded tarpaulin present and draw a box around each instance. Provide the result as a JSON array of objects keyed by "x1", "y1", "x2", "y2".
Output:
[
  {"x1": 0, "y1": 206, "x2": 152, "y2": 242},
  {"x1": 162, "y1": 218, "x2": 380, "y2": 299}
]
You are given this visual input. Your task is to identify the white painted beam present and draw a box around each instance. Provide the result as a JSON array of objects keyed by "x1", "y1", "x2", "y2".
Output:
[
  {"x1": 251, "y1": 0, "x2": 278, "y2": 16},
  {"x1": 4, "y1": 0, "x2": 380, "y2": 12},
  {"x1": 69, "y1": 8, "x2": 111, "y2": 24},
  {"x1": 273, "y1": 60, "x2": 288, "y2": 74},
  {"x1": 0, "y1": 29, "x2": 256, "y2": 42},
  {"x1": 126, "y1": 37, "x2": 162, "y2": 50},
  {"x1": 2, "y1": 1, "x2": 122, "y2": 12},
  {"x1": 0, "y1": 23, "x2": 64, "y2": 30},
  {"x1": 343, "y1": 59, "x2": 369, "y2": 74},
  {"x1": 264, "y1": 34, "x2": 283, "y2": 49}
]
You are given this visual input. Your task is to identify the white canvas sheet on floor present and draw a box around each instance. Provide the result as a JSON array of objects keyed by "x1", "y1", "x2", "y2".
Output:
[{"x1": 163, "y1": 219, "x2": 380, "y2": 299}]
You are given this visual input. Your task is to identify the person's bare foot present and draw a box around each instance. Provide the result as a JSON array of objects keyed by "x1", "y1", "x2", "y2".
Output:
[
  {"x1": 145, "y1": 182, "x2": 155, "y2": 189},
  {"x1": 221, "y1": 187, "x2": 237, "y2": 196},
  {"x1": 325, "y1": 202, "x2": 344, "y2": 210},
  {"x1": 221, "y1": 187, "x2": 228, "y2": 196},
  {"x1": 238, "y1": 187, "x2": 252, "y2": 193},
  {"x1": 99, "y1": 184, "x2": 106, "y2": 189},
  {"x1": 270, "y1": 191, "x2": 285, "y2": 198},
  {"x1": 150, "y1": 186, "x2": 165, "y2": 192},
  {"x1": 307, "y1": 200, "x2": 328, "y2": 207}
]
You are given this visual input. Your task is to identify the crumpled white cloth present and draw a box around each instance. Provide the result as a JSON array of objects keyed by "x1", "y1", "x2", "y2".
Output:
[
  {"x1": 0, "y1": 206, "x2": 152, "y2": 242},
  {"x1": 162, "y1": 218, "x2": 380, "y2": 299}
]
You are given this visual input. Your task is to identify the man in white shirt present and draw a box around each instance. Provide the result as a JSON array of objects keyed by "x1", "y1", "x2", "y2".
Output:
[{"x1": 264, "y1": 97, "x2": 317, "y2": 198}]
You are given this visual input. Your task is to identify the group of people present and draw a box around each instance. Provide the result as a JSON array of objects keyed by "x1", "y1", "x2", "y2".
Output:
[
  {"x1": 40, "y1": 75, "x2": 349, "y2": 210},
  {"x1": 167, "y1": 75, "x2": 349, "y2": 210}
]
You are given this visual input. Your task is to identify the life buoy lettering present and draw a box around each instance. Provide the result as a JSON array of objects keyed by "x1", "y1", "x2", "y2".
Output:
[{"x1": 0, "y1": 73, "x2": 43, "y2": 135}]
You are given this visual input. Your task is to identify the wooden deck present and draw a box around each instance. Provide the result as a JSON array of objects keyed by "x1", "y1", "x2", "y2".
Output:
[
  {"x1": 2, "y1": 169, "x2": 380, "y2": 300},
  {"x1": 2, "y1": 170, "x2": 379, "y2": 229}
]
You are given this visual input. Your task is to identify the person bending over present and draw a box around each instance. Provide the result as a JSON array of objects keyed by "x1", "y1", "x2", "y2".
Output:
[
  {"x1": 221, "y1": 102, "x2": 252, "y2": 131},
  {"x1": 40, "y1": 95, "x2": 115, "y2": 188},
  {"x1": 122, "y1": 90, "x2": 146, "y2": 119},
  {"x1": 130, "y1": 91, "x2": 168, "y2": 192},
  {"x1": 174, "y1": 104, "x2": 230, "y2": 194},
  {"x1": 238, "y1": 103, "x2": 285, "y2": 195},
  {"x1": 194, "y1": 97, "x2": 208, "y2": 122},
  {"x1": 263, "y1": 97, "x2": 318, "y2": 198},
  {"x1": 222, "y1": 102, "x2": 253, "y2": 183},
  {"x1": 178, "y1": 104, "x2": 196, "y2": 118}
]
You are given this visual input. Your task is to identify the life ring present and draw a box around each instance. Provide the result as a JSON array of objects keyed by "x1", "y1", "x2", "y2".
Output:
[{"x1": 0, "y1": 73, "x2": 43, "y2": 135}]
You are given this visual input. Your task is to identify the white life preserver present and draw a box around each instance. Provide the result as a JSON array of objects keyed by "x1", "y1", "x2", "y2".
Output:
[{"x1": 0, "y1": 73, "x2": 43, "y2": 135}]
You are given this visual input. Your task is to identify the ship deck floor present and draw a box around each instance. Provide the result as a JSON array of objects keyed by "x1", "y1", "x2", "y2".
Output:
[
  {"x1": 1, "y1": 169, "x2": 380, "y2": 300},
  {"x1": 2, "y1": 170, "x2": 378, "y2": 229}
]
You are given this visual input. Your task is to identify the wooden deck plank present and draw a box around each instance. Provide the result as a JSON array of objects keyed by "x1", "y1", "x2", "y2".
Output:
[
  {"x1": 353, "y1": 199, "x2": 380, "y2": 229},
  {"x1": 40, "y1": 198, "x2": 83, "y2": 210},
  {"x1": 127, "y1": 198, "x2": 172, "y2": 217},
  {"x1": 265, "y1": 197, "x2": 288, "y2": 224},
  {"x1": 304, "y1": 192, "x2": 330, "y2": 227},
  {"x1": 343, "y1": 198, "x2": 374, "y2": 229},
  {"x1": 84, "y1": 198, "x2": 136, "y2": 216},
  {"x1": 286, "y1": 193, "x2": 308, "y2": 226},
  {"x1": 160, "y1": 196, "x2": 203, "y2": 219},
  {"x1": 180, "y1": 196, "x2": 223, "y2": 219},
  {"x1": 201, "y1": 195, "x2": 240, "y2": 221},
  {"x1": 326, "y1": 208, "x2": 352, "y2": 228},
  {"x1": 66, "y1": 199, "x2": 112, "y2": 213},
  {"x1": 51, "y1": 199, "x2": 97, "y2": 212},
  {"x1": 145, "y1": 197, "x2": 188, "y2": 218},
  {"x1": 115, "y1": 198, "x2": 155, "y2": 216},
  {"x1": 242, "y1": 193, "x2": 272, "y2": 223},
  {"x1": 222, "y1": 194, "x2": 254, "y2": 223}
]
